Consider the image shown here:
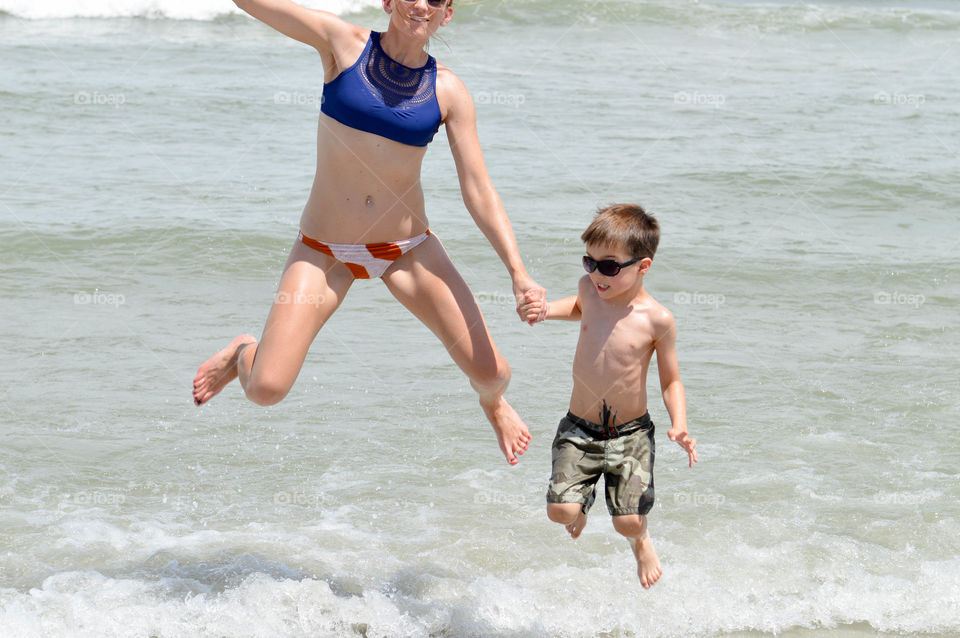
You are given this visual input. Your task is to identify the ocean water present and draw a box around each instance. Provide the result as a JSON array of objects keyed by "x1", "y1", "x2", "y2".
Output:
[{"x1": 1, "y1": 0, "x2": 958, "y2": 636}]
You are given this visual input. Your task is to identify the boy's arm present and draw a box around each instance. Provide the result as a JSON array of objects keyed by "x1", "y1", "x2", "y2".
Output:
[
  {"x1": 546, "y1": 295, "x2": 582, "y2": 320},
  {"x1": 652, "y1": 309, "x2": 698, "y2": 467},
  {"x1": 522, "y1": 275, "x2": 591, "y2": 324},
  {"x1": 520, "y1": 294, "x2": 581, "y2": 323}
]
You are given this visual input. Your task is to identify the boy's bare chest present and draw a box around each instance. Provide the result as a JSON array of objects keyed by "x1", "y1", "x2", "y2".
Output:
[{"x1": 576, "y1": 313, "x2": 654, "y2": 368}]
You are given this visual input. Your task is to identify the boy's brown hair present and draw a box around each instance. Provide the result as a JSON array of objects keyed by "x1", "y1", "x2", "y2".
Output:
[{"x1": 581, "y1": 203, "x2": 660, "y2": 260}]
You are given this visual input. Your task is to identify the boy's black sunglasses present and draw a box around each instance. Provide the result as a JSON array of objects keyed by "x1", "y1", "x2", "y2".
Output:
[{"x1": 582, "y1": 255, "x2": 642, "y2": 277}]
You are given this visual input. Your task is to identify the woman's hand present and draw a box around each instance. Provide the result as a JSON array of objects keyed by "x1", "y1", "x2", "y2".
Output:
[
  {"x1": 513, "y1": 276, "x2": 546, "y2": 325},
  {"x1": 518, "y1": 291, "x2": 548, "y2": 325}
]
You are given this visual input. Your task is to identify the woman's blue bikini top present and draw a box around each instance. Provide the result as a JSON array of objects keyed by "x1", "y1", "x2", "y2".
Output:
[{"x1": 321, "y1": 31, "x2": 442, "y2": 147}]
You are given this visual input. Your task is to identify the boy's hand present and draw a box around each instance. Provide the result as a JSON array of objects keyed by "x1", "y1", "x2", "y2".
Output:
[
  {"x1": 514, "y1": 282, "x2": 547, "y2": 325},
  {"x1": 668, "y1": 428, "x2": 698, "y2": 468},
  {"x1": 519, "y1": 291, "x2": 547, "y2": 325}
]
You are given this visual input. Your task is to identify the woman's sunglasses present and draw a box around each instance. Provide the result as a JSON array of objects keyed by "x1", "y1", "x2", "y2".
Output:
[
  {"x1": 583, "y1": 255, "x2": 642, "y2": 277},
  {"x1": 401, "y1": 0, "x2": 448, "y2": 7}
]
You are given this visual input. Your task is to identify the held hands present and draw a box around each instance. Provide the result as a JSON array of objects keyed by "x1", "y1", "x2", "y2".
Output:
[
  {"x1": 514, "y1": 279, "x2": 547, "y2": 325},
  {"x1": 668, "y1": 428, "x2": 698, "y2": 468},
  {"x1": 518, "y1": 290, "x2": 547, "y2": 325}
]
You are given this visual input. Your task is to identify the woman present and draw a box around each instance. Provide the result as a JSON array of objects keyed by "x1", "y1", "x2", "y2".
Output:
[{"x1": 192, "y1": 0, "x2": 546, "y2": 465}]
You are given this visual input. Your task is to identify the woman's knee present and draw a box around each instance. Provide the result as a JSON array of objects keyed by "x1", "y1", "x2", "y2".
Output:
[
  {"x1": 468, "y1": 352, "x2": 510, "y2": 397},
  {"x1": 243, "y1": 374, "x2": 292, "y2": 406}
]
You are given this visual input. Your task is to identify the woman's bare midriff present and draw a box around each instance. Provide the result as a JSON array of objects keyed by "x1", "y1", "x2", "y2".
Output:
[{"x1": 298, "y1": 114, "x2": 433, "y2": 244}]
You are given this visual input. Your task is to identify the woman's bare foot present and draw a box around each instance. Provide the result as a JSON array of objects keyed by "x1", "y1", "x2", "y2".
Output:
[
  {"x1": 480, "y1": 396, "x2": 531, "y2": 465},
  {"x1": 629, "y1": 535, "x2": 663, "y2": 589},
  {"x1": 192, "y1": 334, "x2": 256, "y2": 406},
  {"x1": 565, "y1": 510, "x2": 588, "y2": 539}
]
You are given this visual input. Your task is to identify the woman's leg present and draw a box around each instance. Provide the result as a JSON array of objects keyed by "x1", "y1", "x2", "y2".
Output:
[
  {"x1": 193, "y1": 240, "x2": 355, "y2": 406},
  {"x1": 380, "y1": 234, "x2": 531, "y2": 465}
]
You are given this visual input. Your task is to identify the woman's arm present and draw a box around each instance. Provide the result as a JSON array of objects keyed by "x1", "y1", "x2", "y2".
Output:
[
  {"x1": 440, "y1": 69, "x2": 546, "y2": 320},
  {"x1": 233, "y1": 0, "x2": 348, "y2": 54}
]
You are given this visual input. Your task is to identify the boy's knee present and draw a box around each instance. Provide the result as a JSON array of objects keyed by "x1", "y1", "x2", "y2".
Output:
[
  {"x1": 612, "y1": 514, "x2": 645, "y2": 538},
  {"x1": 547, "y1": 502, "x2": 581, "y2": 525}
]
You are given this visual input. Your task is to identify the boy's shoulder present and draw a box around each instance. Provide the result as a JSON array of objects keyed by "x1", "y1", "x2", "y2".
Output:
[
  {"x1": 640, "y1": 290, "x2": 670, "y2": 314},
  {"x1": 576, "y1": 274, "x2": 593, "y2": 293},
  {"x1": 581, "y1": 281, "x2": 676, "y2": 335},
  {"x1": 643, "y1": 293, "x2": 676, "y2": 334}
]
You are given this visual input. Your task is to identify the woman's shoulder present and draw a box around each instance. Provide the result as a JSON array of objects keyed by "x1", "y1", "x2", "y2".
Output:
[
  {"x1": 333, "y1": 22, "x2": 372, "y2": 48},
  {"x1": 434, "y1": 60, "x2": 459, "y2": 83},
  {"x1": 434, "y1": 62, "x2": 468, "y2": 102},
  {"x1": 434, "y1": 63, "x2": 474, "y2": 124}
]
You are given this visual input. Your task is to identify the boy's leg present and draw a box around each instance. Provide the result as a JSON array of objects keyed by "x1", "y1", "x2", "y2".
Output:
[
  {"x1": 602, "y1": 416, "x2": 658, "y2": 586},
  {"x1": 547, "y1": 503, "x2": 588, "y2": 539},
  {"x1": 193, "y1": 240, "x2": 355, "y2": 406},
  {"x1": 381, "y1": 234, "x2": 530, "y2": 465},
  {"x1": 547, "y1": 414, "x2": 603, "y2": 537},
  {"x1": 612, "y1": 514, "x2": 662, "y2": 589}
]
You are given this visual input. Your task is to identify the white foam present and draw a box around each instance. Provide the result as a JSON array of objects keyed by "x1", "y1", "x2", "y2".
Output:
[
  {"x1": 3, "y1": 532, "x2": 959, "y2": 638},
  {"x1": 0, "y1": 0, "x2": 380, "y2": 20}
]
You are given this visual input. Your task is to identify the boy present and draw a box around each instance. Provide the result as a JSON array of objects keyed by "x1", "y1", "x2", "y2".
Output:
[{"x1": 520, "y1": 203, "x2": 697, "y2": 588}]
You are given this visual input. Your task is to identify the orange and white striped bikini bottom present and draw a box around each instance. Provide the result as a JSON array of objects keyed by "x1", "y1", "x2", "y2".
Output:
[{"x1": 297, "y1": 229, "x2": 432, "y2": 279}]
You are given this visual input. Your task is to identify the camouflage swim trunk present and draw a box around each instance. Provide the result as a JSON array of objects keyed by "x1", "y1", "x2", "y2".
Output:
[{"x1": 546, "y1": 411, "x2": 655, "y2": 516}]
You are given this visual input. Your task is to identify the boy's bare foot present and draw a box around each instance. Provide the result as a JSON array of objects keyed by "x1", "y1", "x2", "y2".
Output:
[
  {"x1": 565, "y1": 510, "x2": 587, "y2": 539},
  {"x1": 192, "y1": 334, "x2": 256, "y2": 406},
  {"x1": 629, "y1": 535, "x2": 663, "y2": 589},
  {"x1": 481, "y1": 397, "x2": 531, "y2": 465}
]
